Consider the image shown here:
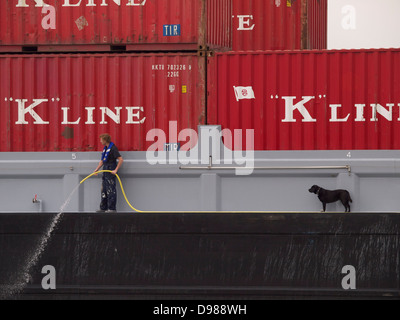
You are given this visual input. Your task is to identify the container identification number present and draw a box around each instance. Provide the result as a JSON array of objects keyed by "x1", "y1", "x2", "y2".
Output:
[{"x1": 152, "y1": 64, "x2": 192, "y2": 78}]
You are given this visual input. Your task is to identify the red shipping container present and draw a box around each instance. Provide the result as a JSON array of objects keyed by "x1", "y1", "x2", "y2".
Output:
[
  {"x1": 306, "y1": 0, "x2": 327, "y2": 50},
  {"x1": 232, "y1": 0, "x2": 327, "y2": 51},
  {"x1": 0, "y1": 53, "x2": 205, "y2": 151},
  {"x1": 0, "y1": 0, "x2": 231, "y2": 52},
  {"x1": 207, "y1": 49, "x2": 400, "y2": 151}
]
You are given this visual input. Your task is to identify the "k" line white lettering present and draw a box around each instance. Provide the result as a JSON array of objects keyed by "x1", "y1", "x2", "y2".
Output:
[
  {"x1": 15, "y1": 99, "x2": 49, "y2": 125},
  {"x1": 282, "y1": 96, "x2": 317, "y2": 123},
  {"x1": 16, "y1": 0, "x2": 147, "y2": 7}
]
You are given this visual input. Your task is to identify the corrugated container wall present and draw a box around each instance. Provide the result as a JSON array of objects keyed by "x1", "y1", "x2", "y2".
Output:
[
  {"x1": 232, "y1": 0, "x2": 327, "y2": 51},
  {"x1": 0, "y1": 53, "x2": 205, "y2": 152},
  {"x1": 0, "y1": 0, "x2": 231, "y2": 52},
  {"x1": 207, "y1": 49, "x2": 400, "y2": 151},
  {"x1": 306, "y1": 0, "x2": 328, "y2": 50}
]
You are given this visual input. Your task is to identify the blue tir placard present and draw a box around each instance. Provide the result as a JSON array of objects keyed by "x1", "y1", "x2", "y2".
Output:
[
  {"x1": 164, "y1": 143, "x2": 181, "y2": 151},
  {"x1": 163, "y1": 24, "x2": 181, "y2": 36}
]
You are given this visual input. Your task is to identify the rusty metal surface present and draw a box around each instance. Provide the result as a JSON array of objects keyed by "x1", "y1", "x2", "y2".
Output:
[{"x1": 231, "y1": 0, "x2": 327, "y2": 52}]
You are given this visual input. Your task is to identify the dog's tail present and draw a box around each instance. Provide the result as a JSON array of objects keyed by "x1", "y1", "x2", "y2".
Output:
[{"x1": 349, "y1": 193, "x2": 353, "y2": 203}]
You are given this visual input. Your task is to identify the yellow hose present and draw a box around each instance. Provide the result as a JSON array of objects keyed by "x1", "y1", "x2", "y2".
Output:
[
  {"x1": 80, "y1": 170, "x2": 315, "y2": 214},
  {"x1": 80, "y1": 170, "x2": 143, "y2": 213}
]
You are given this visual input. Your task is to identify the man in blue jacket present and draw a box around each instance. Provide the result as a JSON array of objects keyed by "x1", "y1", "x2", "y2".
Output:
[{"x1": 94, "y1": 133, "x2": 124, "y2": 213}]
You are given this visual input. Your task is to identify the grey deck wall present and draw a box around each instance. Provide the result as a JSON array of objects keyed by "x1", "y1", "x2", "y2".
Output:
[{"x1": 0, "y1": 126, "x2": 399, "y2": 213}]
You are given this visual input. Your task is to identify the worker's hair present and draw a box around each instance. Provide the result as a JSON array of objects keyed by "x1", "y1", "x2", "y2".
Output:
[{"x1": 100, "y1": 133, "x2": 111, "y2": 143}]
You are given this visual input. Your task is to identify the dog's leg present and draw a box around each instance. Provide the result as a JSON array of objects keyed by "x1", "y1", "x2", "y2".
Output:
[
  {"x1": 322, "y1": 203, "x2": 326, "y2": 213},
  {"x1": 341, "y1": 199, "x2": 349, "y2": 213}
]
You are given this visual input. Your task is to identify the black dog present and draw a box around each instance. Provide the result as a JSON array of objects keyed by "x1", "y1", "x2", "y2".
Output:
[{"x1": 309, "y1": 185, "x2": 353, "y2": 213}]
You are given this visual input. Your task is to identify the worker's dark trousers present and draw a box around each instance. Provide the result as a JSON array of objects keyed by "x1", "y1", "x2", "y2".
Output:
[{"x1": 100, "y1": 163, "x2": 117, "y2": 211}]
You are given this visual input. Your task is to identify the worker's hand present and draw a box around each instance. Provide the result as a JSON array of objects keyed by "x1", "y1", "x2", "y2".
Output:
[
  {"x1": 93, "y1": 170, "x2": 99, "y2": 176},
  {"x1": 111, "y1": 170, "x2": 118, "y2": 175}
]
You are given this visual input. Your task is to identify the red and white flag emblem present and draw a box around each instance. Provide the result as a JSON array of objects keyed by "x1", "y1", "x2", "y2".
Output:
[{"x1": 233, "y1": 86, "x2": 256, "y2": 101}]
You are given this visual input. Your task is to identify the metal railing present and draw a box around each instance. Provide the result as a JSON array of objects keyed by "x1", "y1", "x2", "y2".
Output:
[{"x1": 180, "y1": 157, "x2": 352, "y2": 174}]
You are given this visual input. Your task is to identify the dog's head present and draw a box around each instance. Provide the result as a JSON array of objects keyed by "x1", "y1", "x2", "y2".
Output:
[{"x1": 309, "y1": 185, "x2": 320, "y2": 194}]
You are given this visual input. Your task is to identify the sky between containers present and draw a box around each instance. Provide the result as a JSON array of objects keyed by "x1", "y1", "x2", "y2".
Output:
[{"x1": 328, "y1": 0, "x2": 400, "y2": 50}]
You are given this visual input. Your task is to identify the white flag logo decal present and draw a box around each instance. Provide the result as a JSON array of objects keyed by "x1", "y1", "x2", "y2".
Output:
[{"x1": 233, "y1": 86, "x2": 256, "y2": 102}]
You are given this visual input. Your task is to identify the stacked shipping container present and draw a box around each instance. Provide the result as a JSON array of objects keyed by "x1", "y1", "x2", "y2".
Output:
[
  {"x1": 207, "y1": 49, "x2": 400, "y2": 150},
  {"x1": 0, "y1": 0, "x2": 336, "y2": 152},
  {"x1": 0, "y1": 0, "x2": 230, "y2": 152},
  {"x1": 232, "y1": 0, "x2": 327, "y2": 51},
  {"x1": 3, "y1": 49, "x2": 398, "y2": 152},
  {"x1": 211, "y1": 0, "x2": 400, "y2": 152},
  {"x1": 0, "y1": 53, "x2": 205, "y2": 151},
  {"x1": 0, "y1": 0, "x2": 232, "y2": 52}
]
